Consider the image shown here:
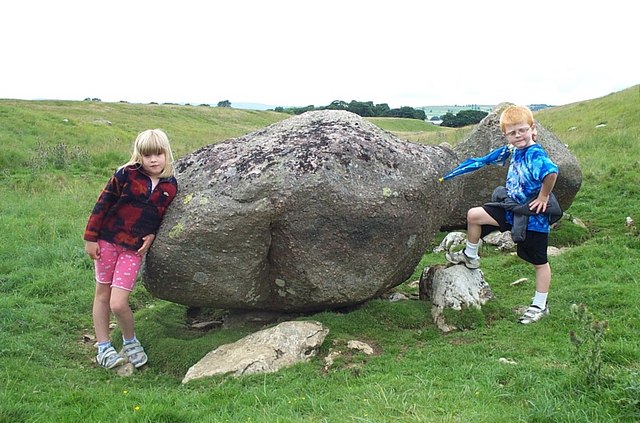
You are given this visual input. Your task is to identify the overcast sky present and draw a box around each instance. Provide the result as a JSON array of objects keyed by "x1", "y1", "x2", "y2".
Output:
[{"x1": 2, "y1": 0, "x2": 637, "y2": 108}]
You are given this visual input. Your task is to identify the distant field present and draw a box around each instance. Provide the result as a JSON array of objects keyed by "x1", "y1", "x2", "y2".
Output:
[
  {"x1": 420, "y1": 104, "x2": 495, "y2": 118},
  {"x1": 366, "y1": 116, "x2": 442, "y2": 132}
]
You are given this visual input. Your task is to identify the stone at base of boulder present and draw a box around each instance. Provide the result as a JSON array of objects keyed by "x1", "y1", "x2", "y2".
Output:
[
  {"x1": 222, "y1": 310, "x2": 301, "y2": 329},
  {"x1": 419, "y1": 264, "x2": 493, "y2": 332}
]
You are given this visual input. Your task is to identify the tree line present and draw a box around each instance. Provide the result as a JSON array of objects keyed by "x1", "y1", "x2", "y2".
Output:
[
  {"x1": 439, "y1": 110, "x2": 488, "y2": 127},
  {"x1": 216, "y1": 99, "x2": 491, "y2": 127},
  {"x1": 272, "y1": 100, "x2": 427, "y2": 121}
]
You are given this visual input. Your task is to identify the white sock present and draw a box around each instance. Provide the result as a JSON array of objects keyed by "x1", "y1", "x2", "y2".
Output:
[
  {"x1": 464, "y1": 241, "x2": 479, "y2": 259},
  {"x1": 123, "y1": 336, "x2": 139, "y2": 346},
  {"x1": 532, "y1": 291, "x2": 548, "y2": 309},
  {"x1": 97, "y1": 341, "x2": 111, "y2": 354}
]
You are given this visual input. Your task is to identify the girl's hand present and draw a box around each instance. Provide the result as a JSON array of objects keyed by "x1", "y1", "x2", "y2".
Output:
[
  {"x1": 137, "y1": 234, "x2": 156, "y2": 256},
  {"x1": 85, "y1": 241, "x2": 100, "y2": 260}
]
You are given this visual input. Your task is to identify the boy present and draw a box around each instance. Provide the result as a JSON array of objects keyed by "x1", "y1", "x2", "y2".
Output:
[{"x1": 446, "y1": 105, "x2": 560, "y2": 324}]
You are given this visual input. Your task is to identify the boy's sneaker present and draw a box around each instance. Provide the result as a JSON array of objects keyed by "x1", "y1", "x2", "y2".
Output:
[
  {"x1": 445, "y1": 250, "x2": 480, "y2": 269},
  {"x1": 518, "y1": 305, "x2": 549, "y2": 324},
  {"x1": 96, "y1": 346, "x2": 126, "y2": 369},
  {"x1": 121, "y1": 340, "x2": 148, "y2": 368}
]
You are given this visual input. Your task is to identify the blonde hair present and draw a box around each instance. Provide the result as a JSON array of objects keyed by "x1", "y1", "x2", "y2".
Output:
[
  {"x1": 499, "y1": 105, "x2": 535, "y2": 133},
  {"x1": 124, "y1": 129, "x2": 175, "y2": 178}
]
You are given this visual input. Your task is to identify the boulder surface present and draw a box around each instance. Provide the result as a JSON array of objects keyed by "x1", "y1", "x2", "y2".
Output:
[{"x1": 143, "y1": 110, "x2": 458, "y2": 311}]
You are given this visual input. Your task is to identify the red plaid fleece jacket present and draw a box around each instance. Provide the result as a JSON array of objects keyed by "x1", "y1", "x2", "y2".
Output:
[{"x1": 84, "y1": 165, "x2": 178, "y2": 250}]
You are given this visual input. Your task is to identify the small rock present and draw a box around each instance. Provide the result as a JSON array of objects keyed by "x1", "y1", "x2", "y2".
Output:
[
  {"x1": 432, "y1": 231, "x2": 467, "y2": 253},
  {"x1": 191, "y1": 320, "x2": 223, "y2": 330},
  {"x1": 572, "y1": 216, "x2": 587, "y2": 229},
  {"x1": 347, "y1": 340, "x2": 374, "y2": 355},
  {"x1": 510, "y1": 278, "x2": 528, "y2": 286},
  {"x1": 388, "y1": 292, "x2": 409, "y2": 302},
  {"x1": 116, "y1": 363, "x2": 135, "y2": 377}
]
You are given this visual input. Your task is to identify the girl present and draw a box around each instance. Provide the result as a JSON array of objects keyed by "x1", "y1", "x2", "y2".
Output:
[{"x1": 84, "y1": 129, "x2": 178, "y2": 368}]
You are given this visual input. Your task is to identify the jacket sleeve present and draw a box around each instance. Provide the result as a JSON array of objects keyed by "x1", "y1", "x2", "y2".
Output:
[{"x1": 83, "y1": 169, "x2": 125, "y2": 242}]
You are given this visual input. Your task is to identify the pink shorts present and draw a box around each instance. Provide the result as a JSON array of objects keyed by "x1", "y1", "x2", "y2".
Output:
[{"x1": 94, "y1": 240, "x2": 142, "y2": 292}]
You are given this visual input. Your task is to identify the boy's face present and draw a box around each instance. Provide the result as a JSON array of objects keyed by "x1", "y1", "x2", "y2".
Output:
[{"x1": 504, "y1": 122, "x2": 536, "y2": 149}]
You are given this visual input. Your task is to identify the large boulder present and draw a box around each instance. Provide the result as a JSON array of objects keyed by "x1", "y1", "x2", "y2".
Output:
[
  {"x1": 143, "y1": 110, "x2": 459, "y2": 312},
  {"x1": 442, "y1": 103, "x2": 582, "y2": 229}
]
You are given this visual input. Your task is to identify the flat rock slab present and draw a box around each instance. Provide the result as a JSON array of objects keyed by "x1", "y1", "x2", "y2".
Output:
[{"x1": 182, "y1": 320, "x2": 328, "y2": 383}]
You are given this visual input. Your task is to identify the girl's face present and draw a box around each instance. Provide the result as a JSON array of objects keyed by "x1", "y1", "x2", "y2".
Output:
[
  {"x1": 504, "y1": 122, "x2": 536, "y2": 149},
  {"x1": 141, "y1": 152, "x2": 166, "y2": 177}
]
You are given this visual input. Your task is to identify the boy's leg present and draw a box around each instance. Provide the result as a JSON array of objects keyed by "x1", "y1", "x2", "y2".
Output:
[
  {"x1": 465, "y1": 206, "x2": 498, "y2": 244},
  {"x1": 446, "y1": 207, "x2": 500, "y2": 268},
  {"x1": 518, "y1": 233, "x2": 551, "y2": 324},
  {"x1": 533, "y1": 263, "x2": 551, "y2": 301}
]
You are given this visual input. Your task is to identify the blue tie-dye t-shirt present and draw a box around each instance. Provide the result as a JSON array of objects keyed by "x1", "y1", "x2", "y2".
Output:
[{"x1": 505, "y1": 143, "x2": 559, "y2": 233}]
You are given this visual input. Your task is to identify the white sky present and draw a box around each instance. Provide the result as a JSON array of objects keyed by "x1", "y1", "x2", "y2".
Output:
[{"x1": 1, "y1": 0, "x2": 638, "y2": 108}]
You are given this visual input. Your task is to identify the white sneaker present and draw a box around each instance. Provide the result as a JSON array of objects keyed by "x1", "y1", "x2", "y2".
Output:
[
  {"x1": 445, "y1": 250, "x2": 480, "y2": 269},
  {"x1": 121, "y1": 340, "x2": 148, "y2": 368},
  {"x1": 518, "y1": 305, "x2": 549, "y2": 324},
  {"x1": 96, "y1": 346, "x2": 126, "y2": 369}
]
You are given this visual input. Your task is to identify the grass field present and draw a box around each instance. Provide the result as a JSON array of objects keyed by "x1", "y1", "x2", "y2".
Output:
[{"x1": 1, "y1": 86, "x2": 639, "y2": 422}]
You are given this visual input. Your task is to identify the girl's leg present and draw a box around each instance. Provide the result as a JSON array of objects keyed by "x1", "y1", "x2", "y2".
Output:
[
  {"x1": 109, "y1": 248, "x2": 142, "y2": 342},
  {"x1": 93, "y1": 280, "x2": 127, "y2": 368},
  {"x1": 92, "y1": 240, "x2": 120, "y2": 344},
  {"x1": 110, "y1": 288, "x2": 135, "y2": 341},
  {"x1": 93, "y1": 283, "x2": 113, "y2": 344}
]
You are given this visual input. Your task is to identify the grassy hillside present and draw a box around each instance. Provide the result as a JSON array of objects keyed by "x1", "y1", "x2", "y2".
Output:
[
  {"x1": 366, "y1": 116, "x2": 441, "y2": 132},
  {"x1": 1, "y1": 87, "x2": 639, "y2": 422},
  {"x1": 0, "y1": 100, "x2": 288, "y2": 177}
]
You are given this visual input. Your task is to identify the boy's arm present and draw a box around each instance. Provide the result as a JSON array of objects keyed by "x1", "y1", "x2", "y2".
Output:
[{"x1": 529, "y1": 172, "x2": 558, "y2": 214}]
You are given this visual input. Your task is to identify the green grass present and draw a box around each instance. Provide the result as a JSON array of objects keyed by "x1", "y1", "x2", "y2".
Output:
[
  {"x1": 366, "y1": 117, "x2": 451, "y2": 146},
  {"x1": 366, "y1": 117, "x2": 442, "y2": 132},
  {"x1": 1, "y1": 87, "x2": 640, "y2": 422}
]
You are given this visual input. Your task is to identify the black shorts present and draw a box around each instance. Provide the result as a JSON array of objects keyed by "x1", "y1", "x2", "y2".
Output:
[{"x1": 481, "y1": 205, "x2": 549, "y2": 265}]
